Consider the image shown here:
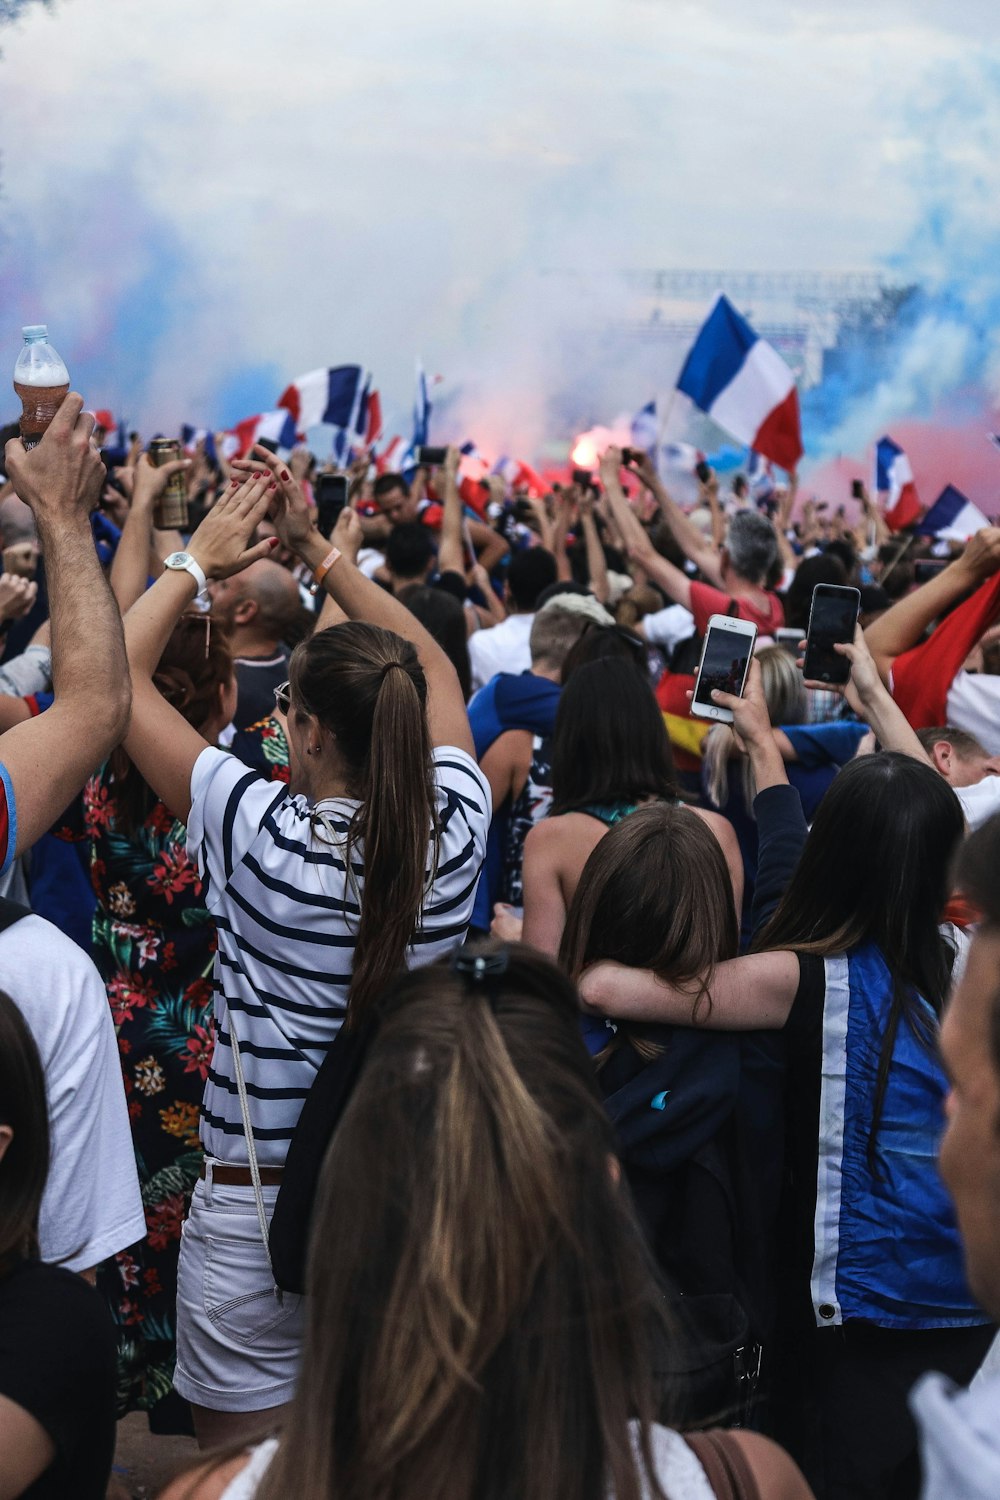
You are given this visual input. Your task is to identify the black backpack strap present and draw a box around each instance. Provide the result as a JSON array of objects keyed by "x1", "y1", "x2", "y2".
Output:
[{"x1": 0, "y1": 897, "x2": 30, "y2": 934}]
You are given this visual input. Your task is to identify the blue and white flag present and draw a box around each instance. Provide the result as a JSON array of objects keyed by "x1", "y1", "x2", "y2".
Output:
[
  {"x1": 630, "y1": 399, "x2": 658, "y2": 454},
  {"x1": 182, "y1": 425, "x2": 217, "y2": 464},
  {"x1": 413, "y1": 359, "x2": 433, "y2": 449},
  {"x1": 917, "y1": 485, "x2": 990, "y2": 544}
]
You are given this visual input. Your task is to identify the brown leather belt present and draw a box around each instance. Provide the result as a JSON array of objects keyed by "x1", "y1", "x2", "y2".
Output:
[{"x1": 199, "y1": 1163, "x2": 284, "y2": 1187}]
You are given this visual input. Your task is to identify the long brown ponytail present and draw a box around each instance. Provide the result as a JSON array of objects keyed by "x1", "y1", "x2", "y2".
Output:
[
  {"x1": 290, "y1": 621, "x2": 438, "y2": 1026},
  {"x1": 257, "y1": 944, "x2": 670, "y2": 1500}
]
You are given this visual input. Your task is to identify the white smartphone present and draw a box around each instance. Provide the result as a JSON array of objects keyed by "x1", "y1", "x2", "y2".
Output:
[{"x1": 690, "y1": 614, "x2": 758, "y2": 723}]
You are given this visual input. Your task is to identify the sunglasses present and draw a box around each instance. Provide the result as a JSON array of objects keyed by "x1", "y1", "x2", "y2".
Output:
[{"x1": 274, "y1": 680, "x2": 291, "y2": 716}]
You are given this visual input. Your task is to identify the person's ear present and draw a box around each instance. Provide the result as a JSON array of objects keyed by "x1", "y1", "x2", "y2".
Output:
[
  {"x1": 932, "y1": 741, "x2": 953, "y2": 779},
  {"x1": 0, "y1": 1124, "x2": 13, "y2": 1167},
  {"x1": 233, "y1": 597, "x2": 257, "y2": 626}
]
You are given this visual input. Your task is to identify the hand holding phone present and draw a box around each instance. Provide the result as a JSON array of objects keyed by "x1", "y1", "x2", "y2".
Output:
[
  {"x1": 690, "y1": 614, "x2": 758, "y2": 722},
  {"x1": 315, "y1": 474, "x2": 349, "y2": 540},
  {"x1": 416, "y1": 445, "x2": 448, "y2": 467},
  {"x1": 803, "y1": 584, "x2": 861, "y2": 685}
]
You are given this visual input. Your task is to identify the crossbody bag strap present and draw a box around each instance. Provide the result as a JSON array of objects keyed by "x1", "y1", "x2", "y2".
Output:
[
  {"x1": 226, "y1": 1007, "x2": 282, "y2": 1301},
  {"x1": 684, "y1": 1431, "x2": 761, "y2": 1500}
]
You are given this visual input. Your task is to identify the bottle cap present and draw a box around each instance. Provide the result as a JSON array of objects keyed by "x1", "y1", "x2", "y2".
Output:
[{"x1": 21, "y1": 325, "x2": 48, "y2": 341}]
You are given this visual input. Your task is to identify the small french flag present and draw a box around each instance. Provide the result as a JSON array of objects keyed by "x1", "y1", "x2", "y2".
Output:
[
  {"x1": 492, "y1": 456, "x2": 545, "y2": 497},
  {"x1": 377, "y1": 435, "x2": 414, "y2": 475},
  {"x1": 676, "y1": 295, "x2": 802, "y2": 472},
  {"x1": 230, "y1": 410, "x2": 297, "y2": 459},
  {"x1": 875, "y1": 435, "x2": 922, "y2": 531},
  {"x1": 181, "y1": 425, "x2": 218, "y2": 464},
  {"x1": 917, "y1": 485, "x2": 991, "y2": 544}
]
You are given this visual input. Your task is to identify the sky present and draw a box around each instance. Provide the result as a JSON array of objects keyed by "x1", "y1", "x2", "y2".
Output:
[{"x1": 2, "y1": 0, "x2": 1000, "y2": 488}]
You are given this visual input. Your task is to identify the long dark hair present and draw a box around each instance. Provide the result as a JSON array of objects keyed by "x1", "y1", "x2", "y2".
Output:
[
  {"x1": 289, "y1": 621, "x2": 438, "y2": 1026},
  {"x1": 560, "y1": 804, "x2": 738, "y2": 1043},
  {"x1": 0, "y1": 990, "x2": 49, "y2": 1274},
  {"x1": 549, "y1": 658, "x2": 678, "y2": 816},
  {"x1": 397, "y1": 585, "x2": 472, "y2": 702},
  {"x1": 109, "y1": 614, "x2": 233, "y2": 837},
  {"x1": 257, "y1": 944, "x2": 670, "y2": 1500},
  {"x1": 754, "y1": 753, "x2": 965, "y2": 1164}
]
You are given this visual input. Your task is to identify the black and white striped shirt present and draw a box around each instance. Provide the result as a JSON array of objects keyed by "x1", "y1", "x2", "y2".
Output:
[{"x1": 186, "y1": 744, "x2": 491, "y2": 1164}]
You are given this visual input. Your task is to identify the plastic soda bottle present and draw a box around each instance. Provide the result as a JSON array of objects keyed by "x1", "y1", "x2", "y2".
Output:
[{"x1": 14, "y1": 326, "x2": 70, "y2": 450}]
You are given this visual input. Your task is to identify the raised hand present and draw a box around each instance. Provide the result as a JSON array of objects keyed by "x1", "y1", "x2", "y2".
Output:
[
  {"x1": 232, "y1": 443, "x2": 316, "y2": 554},
  {"x1": 331, "y1": 505, "x2": 363, "y2": 564},
  {"x1": 4, "y1": 393, "x2": 104, "y2": 521},
  {"x1": 131, "y1": 451, "x2": 191, "y2": 518},
  {"x1": 187, "y1": 473, "x2": 279, "y2": 580},
  {"x1": 0, "y1": 572, "x2": 38, "y2": 623}
]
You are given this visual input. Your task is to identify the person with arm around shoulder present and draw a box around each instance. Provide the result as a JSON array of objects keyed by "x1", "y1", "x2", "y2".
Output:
[{"x1": 159, "y1": 944, "x2": 811, "y2": 1500}]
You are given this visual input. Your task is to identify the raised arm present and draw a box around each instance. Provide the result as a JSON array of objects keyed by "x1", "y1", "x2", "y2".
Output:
[
  {"x1": 599, "y1": 449, "x2": 695, "y2": 609},
  {"x1": 110, "y1": 451, "x2": 190, "y2": 613},
  {"x1": 237, "y1": 446, "x2": 474, "y2": 753},
  {"x1": 122, "y1": 475, "x2": 278, "y2": 821},
  {"x1": 435, "y1": 446, "x2": 466, "y2": 579},
  {"x1": 808, "y1": 626, "x2": 933, "y2": 767},
  {"x1": 626, "y1": 448, "x2": 725, "y2": 587},
  {"x1": 0, "y1": 395, "x2": 132, "y2": 857},
  {"x1": 466, "y1": 516, "x2": 509, "y2": 575},
  {"x1": 865, "y1": 527, "x2": 1000, "y2": 678},
  {"x1": 578, "y1": 491, "x2": 609, "y2": 603}
]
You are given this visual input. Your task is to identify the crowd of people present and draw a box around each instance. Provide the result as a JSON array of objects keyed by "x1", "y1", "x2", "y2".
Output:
[{"x1": 1, "y1": 393, "x2": 1000, "y2": 1500}]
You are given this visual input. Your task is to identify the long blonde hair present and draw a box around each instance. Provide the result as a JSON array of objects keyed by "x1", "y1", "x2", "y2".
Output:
[{"x1": 702, "y1": 644, "x2": 806, "y2": 812}]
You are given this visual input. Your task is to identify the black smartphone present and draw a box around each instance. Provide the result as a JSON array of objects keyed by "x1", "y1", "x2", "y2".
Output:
[
  {"x1": 257, "y1": 438, "x2": 280, "y2": 455},
  {"x1": 695, "y1": 460, "x2": 712, "y2": 484},
  {"x1": 416, "y1": 445, "x2": 448, "y2": 467},
  {"x1": 315, "y1": 474, "x2": 349, "y2": 539},
  {"x1": 914, "y1": 559, "x2": 949, "y2": 584},
  {"x1": 850, "y1": 479, "x2": 865, "y2": 500},
  {"x1": 803, "y1": 584, "x2": 861, "y2": 684},
  {"x1": 571, "y1": 467, "x2": 592, "y2": 488}
]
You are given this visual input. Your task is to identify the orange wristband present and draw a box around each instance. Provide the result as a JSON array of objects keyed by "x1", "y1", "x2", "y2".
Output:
[{"x1": 310, "y1": 545, "x2": 342, "y2": 594}]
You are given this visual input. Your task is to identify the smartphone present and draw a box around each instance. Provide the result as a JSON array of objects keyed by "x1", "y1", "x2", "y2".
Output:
[
  {"x1": 914, "y1": 559, "x2": 949, "y2": 584},
  {"x1": 257, "y1": 437, "x2": 280, "y2": 455},
  {"x1": 416, "y1": 445, "x2": 448, "y2": 467},
  {"x1": 315, "y1": 474, "x2": 349, "y2": 540},
  {"x1": 695, "y1": 460, "x2": 712, "y2": 484},
  {"x1": 776, "y1": 627, "x2": 803, "y2": 654},
  {"x1": 690, "y1": 615, "x2": 758, "y2": 723},
  {"x1": 803, "y1": 584, "x2": 861, "y2": 685},
  {"x1": 621, "y1": 447, "x2": 643, "y2": 466},
  {"x1": 850, "y1": 479, "x2": 865, "y2": 500},
  {"x1": 571, "y1": 467, "x2": 593, "y2": 488}
]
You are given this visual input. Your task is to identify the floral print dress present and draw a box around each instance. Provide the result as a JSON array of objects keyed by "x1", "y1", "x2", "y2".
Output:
[{"x1": 85, "y1": 768, "x2": 216, "y2": 1421}]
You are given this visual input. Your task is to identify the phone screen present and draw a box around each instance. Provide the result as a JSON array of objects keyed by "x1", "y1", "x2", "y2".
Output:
[
  {"x1": 416, "y1": 445, "x2": 448, "y2": 467},
  {"x1": 315, "y1": 475, "x2": 349, "y2": 540},
  {"x1": 803, "y1": 586, "x2": 860, "y2": 684},
  {"x1": 693, "y1": 625, "x2": 754, "y2": 713}
]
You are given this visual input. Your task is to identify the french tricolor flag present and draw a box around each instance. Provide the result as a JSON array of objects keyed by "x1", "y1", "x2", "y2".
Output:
[
  {"x1": 181, "y1": 425, "x2": 218, "y2": 464},
  {"x1": 376, "y1": 435, "x2": 414, "y2": 475},
  {"x1": 917, "y1": 485, "x2": 990, "y2": 544},
  {"x1": 875, "y1": 435, "x2": 922, "y2": 532},
  {"x1": 230, "y1": 410, "x2": 297, "y2": 459},
  {"x1": 676, "y1": 295, "x2": 802, "y2": 472},
  {"x1": 277, "y1": 366, "x2": 369, "y2": 437},
  {"x1": 492, "y1": 456, "x2": 545, "y2": 497}
]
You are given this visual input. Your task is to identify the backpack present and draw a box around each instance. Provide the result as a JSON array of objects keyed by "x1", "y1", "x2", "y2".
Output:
[{"x1": 597, "y1": 1024, "x2": 776, "y2": 1426}]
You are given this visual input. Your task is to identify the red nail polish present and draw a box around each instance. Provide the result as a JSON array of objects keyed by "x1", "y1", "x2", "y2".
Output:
[
  {"x1": 230, "y1": 477, "x2": 239, "y2": 486},
  {"x1": 268, "y1": 536, "x2": 280, "y2": 549},
  {"x1": 281, "y1": 470, "x2": 290, "y2": 481},
  {"x1": 269, "y1": 480, "x2": 277, "y2": 490}
]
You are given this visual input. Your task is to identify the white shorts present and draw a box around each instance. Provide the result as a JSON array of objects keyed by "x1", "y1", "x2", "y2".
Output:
[{"x1": 173, "y1": 1167, "x2": 305, "y2": 1413}]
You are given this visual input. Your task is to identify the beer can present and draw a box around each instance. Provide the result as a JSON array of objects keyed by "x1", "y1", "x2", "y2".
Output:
[{"x1": 149, "y1": 438, "x2": 189, "y2": 530}]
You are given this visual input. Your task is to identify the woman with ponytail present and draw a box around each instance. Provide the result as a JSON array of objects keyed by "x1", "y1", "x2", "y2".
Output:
[
  {"x1": 121, "y1": 463, "x2": 490, "y2": 1445},
  {"x1": 162, "y1": 945, "x2": 809, "y2": 1500}
]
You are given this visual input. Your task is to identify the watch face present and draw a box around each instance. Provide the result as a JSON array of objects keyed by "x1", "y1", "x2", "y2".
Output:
[{"x1": 166, "y1": 552, "x2": 191, "y2": 568}]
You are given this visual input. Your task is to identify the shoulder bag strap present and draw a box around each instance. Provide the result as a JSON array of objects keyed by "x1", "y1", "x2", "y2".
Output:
[
  {"x1": 226, "y1": 1007, "x2": 282, "y2": 1301},
  {"x1": 0, "y1": 897, "x2": 30, "y2": 933},
  {"x1": 684, "y1": 1430, "x2": 761, "y2": 1500}
]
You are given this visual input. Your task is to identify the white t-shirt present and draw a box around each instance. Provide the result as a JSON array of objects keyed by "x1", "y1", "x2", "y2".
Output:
[
  {"x1": 186, "y1": 745, "x2": 491, "y2": 1165},
  {"x1": 954, "y1": 776, "x2": 1000, "y2": 831},
  {"x1": 946, "y1": 673, "x2": 1000, "y2": 756},
  {"x1": 468, "y1": 613, "x2": 534, "y2": 691},
  {"x1": 0, "y1": 914, "x2": 146, "y2": 1271},
  {"x1": 641, "y1": 603, "x2": 696, "y2": 655},
  {"x1": 218, "y1": 1425, "x2": 715, "y2": 1499}
]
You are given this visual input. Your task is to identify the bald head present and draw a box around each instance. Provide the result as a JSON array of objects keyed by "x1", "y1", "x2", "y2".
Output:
[{"x1": 210, "y1": 560, "x2": 301, "y2": 646}]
